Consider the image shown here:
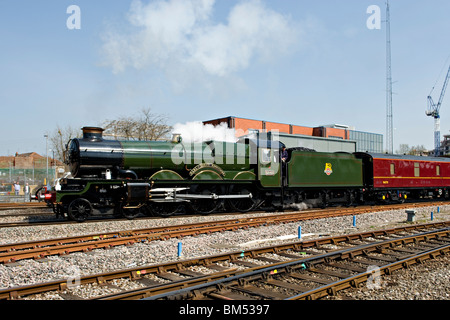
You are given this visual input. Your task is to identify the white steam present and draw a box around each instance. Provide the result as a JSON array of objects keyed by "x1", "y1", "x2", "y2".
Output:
[
  {"x1": 101, "y1": 0, "x2": 298, "y2": 78},
  {"x1": 172, "y1": 121, "x2": 237, "y2": 143}
]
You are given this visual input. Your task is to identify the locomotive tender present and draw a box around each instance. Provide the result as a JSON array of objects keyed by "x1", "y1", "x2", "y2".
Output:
[{"x1": 51, "y1": 126, "x2": 450, "y2": 221}]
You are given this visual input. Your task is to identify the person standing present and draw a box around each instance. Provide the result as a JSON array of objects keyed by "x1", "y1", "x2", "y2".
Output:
[
  {"x1": 280, "y1": 146, "x2": 288, "y2": 186},
  {"x1": 14, "y1": 181, "x2": 20, "y2": 196},
  {"x1": 281, "y1": 146, "x2": 288, "y2": 163},
  {"x1": 24, "y1": 183, "x2": 30, "y2": 202}
]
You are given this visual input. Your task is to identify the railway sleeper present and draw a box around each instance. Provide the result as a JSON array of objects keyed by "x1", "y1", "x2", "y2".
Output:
[{"x1": 234, "y1": 284, "x2": 291, "y2": 300}]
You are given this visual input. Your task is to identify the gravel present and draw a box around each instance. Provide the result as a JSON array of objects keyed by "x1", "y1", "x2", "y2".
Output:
[
  {"x1": 0, "y1": 204, "x2": 449, "y2": 299},
  {"x1": 329, "y1": 254, "x2": 450, "y2": 300}
]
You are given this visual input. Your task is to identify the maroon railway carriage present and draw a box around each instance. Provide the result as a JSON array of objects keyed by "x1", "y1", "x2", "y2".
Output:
[{"x1": 355, "y1": 152, "x2": 450, "y2": 202}]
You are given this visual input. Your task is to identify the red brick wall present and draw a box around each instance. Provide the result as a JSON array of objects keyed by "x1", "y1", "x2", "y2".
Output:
[
  {"x1": 292, "y1": 125, "x2": 314, "y2": 136},
  {"x1": 204, "y1": 117, "x2": 349, "y2": 140},
  {"x1": 323, "y1": 127, "x2": 348, "y2": 140},
  {"x1": 265, "y1": 122, "x2": 290, "y2": 134},
  {"x1": 234, "y1": 118, "x2": 263, "y2": 136}
]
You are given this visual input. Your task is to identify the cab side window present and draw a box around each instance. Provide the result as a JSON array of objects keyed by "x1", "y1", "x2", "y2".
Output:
[{"x1": 260, "y1": 148, "x2": 271, "y2": 164}]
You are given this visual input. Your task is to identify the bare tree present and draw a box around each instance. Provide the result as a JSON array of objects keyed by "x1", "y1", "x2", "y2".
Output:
[
  {"x1": 396, "y1": 144, "x2": 411, "y2": 155},
  {"x1": 103, "y1": 108, "x2": 172, "y2": 141},
  {"x1": 396, "y1": 144, "x2": 428, "y2": 156},
  {"x1": 48, "y1": 108, "x2": 171, "y2": 162},
  {"x1": 49, "y1": 125, "x2": 80, "y2": 162},
  {"x1": 410, "y1": 145, "x2": 427, "y2": 156}
]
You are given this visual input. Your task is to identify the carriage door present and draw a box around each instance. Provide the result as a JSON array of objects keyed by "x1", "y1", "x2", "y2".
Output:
[{"x1": 258, "y1": 147, "x2": 281, "y2": 187}]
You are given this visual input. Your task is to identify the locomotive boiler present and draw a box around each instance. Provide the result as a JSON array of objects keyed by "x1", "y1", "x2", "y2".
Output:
[{"x1": 65, "y1": 127, "x2": 251, "y2": 180}]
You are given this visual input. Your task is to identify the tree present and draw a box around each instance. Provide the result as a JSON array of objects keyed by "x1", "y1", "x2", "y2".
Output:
[
  {"x1": 49, "y1": 125, "x2": 80, "y2": 162},
  {"x1": 396, "y1": 144, "x2": 411, "y2": 155},
  {"x1": 395, "y1": 144, "x2": 428, "y2": 156},
  {"x1": 102, "y1": 108, "x2": 172, "y2": 141},
  {"x1": 410, "y1": 145, "x2": 427, "y2": 156},
  {"x1": 48, "y1": 108, "x2": 171, "y2": 162}
]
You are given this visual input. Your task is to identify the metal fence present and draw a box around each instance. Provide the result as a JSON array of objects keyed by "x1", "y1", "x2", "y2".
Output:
[{"x1": 0, "y1": 167, "x2": 56, "y2": 186}]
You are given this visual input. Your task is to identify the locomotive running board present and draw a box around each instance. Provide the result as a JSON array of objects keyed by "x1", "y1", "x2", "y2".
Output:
[
  {"x1": 174, "y1": 193, "x2": 253, "y2": 200},
  {"x1": 149, "y1": 187, "x2": 252, "y2": 201}
]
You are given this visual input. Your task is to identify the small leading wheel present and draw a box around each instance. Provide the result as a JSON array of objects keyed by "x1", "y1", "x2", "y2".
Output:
[
  {"x1": 147, "y1": 201, "x2": 181, "y2": 217},
  {"x1": 68, "y1": 198, "x2": 92, "y2": 222},
  {"x1": 120, "y1": 203, "x2": 143, "y2": 220}
]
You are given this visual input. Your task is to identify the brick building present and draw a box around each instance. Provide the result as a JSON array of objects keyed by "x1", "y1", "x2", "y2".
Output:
[
  {"x1": 0, "y1": 152, "x2": 64, "y2": 187},
  {"x1": 203, "y1": 116, "x2": 383, "y2": 153}
]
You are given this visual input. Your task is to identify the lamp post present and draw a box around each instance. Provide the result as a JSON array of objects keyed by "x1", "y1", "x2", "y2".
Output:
[
  {"x1": 44, "y1": 134, "x2": 48, "y2": 187},
  {"x1": 49, "y1": 148, "x2": 55, "y2": 183}
]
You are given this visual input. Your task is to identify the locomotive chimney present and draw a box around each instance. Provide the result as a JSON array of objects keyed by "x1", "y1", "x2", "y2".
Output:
[
  {"x1": 171, "y1": 133, "x2": 182, "y2": 143},
  {"x1": 82, "y1": 127, "x2": 104, "y2": 141}
]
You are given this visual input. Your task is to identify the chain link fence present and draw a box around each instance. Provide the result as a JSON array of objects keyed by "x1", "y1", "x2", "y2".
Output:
[{"x1": 0, "y1": 166, "x2": 65, "y2": 202}]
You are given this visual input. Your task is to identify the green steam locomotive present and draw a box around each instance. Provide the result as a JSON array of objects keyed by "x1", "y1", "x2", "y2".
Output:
[{"x1": 51, "y1": 127, "x2": 363, "y2": 221}]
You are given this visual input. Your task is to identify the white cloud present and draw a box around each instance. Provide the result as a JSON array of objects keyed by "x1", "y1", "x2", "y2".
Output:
[{"x1": 101, "y1": 0, "x2": 299, "y2": 81}]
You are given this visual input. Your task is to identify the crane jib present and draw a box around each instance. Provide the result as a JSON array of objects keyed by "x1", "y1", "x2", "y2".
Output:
[{"x1": 426, "y1": 64, "x2": 450, "y2": 157}]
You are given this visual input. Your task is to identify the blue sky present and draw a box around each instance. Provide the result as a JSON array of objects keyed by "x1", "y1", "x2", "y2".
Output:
[{"x1": 1, "y1": 0, "x2": 450, "y2": 156}]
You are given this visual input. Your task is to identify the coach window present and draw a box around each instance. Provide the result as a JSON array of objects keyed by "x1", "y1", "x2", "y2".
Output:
[
  {"x1": 437, "y1": 165, "x2": 440, "y2": 176},
  {"x1": 414, "y1": 163, "x2": 420, "y2": 177},
  {"x1": 390, "y1": 163, "x2": 395, "y2": 175}
]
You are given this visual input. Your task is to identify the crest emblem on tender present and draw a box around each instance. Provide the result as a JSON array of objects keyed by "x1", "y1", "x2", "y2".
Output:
[{"x1": 324, "y1": 163, "x2": 333, "y2": 176}]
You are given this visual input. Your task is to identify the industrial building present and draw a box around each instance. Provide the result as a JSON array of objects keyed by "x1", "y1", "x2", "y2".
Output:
[
  {"x1": 440, "y1": 135, "x2": 450, "y2": 156},
  {"x1": 348, "y1": 130, "x2": 384, "y2": 153},
  {"x1": 203, "y1": 116, "x2": 383, "y2": 153},
  {"x1": 241, "y1": 131, "x2": 357, "y2": 153}
]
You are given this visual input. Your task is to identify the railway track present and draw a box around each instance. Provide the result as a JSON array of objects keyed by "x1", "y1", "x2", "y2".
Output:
[
  {"x1": 0, "y1": 201, "x2": 448, "y2": 263},
  {"x1": 0, "y1": 202, "x2": 444, "y2": 264},
  {"x1": 0, "y1": 200, "x2": 446, "y2": 230},
  {"x1": 0, "y1": 221, "x2": 448, "y2": 300},
  {"x1": 0, "y1": 202, "x2": 48, "y2": 211},
  {"x1": 190, "y1": 228, "x2": 450, "y2": 301},
  {"x1": 0, "y1": 208, "x2": 346, "y2": 263}
]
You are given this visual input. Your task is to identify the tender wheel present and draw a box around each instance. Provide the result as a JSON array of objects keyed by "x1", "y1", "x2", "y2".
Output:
[
  {"x1": 226, "y1": 185, "x2": 257, "y2": 213},
  {"x1": 320, "y1": 191, "x2": 329, "y2": 209},
  {"x1": 345, "y1": 190, "x2": 356, "y2": 207},
  {"x1": 68, "y1": 198, "x2": 92, "y2": 222}
]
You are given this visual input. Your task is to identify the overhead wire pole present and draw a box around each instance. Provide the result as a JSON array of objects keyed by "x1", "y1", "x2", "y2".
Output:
[{"x1": 385, "y1": 0, "x2": 394, "y2": 154}]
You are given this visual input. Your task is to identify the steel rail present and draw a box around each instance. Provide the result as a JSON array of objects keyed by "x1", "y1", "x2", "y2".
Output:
[
  {"x1": 0, "y1": 201, "x2": 447, "y2": 264},
  {"x1": 0, "y1": 207, "x2": 378, "y2": 262},
  {"x1": 0, "y1": 203, "x2": 48, "y2": 211},
  {"x1": 0, "y1": 200, "x2": 447, "y2": 229},
  {"x1": 1, "y1": 221, "x2": 447, "y2": 300},
  {"x1": 286, "y1": 242, "x2": 450, "y2": 300}
]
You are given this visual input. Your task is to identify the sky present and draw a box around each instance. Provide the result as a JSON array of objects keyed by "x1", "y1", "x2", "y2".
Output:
[{"x1": 1, "y1": 0, "x2": 450, "y2": 156}]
